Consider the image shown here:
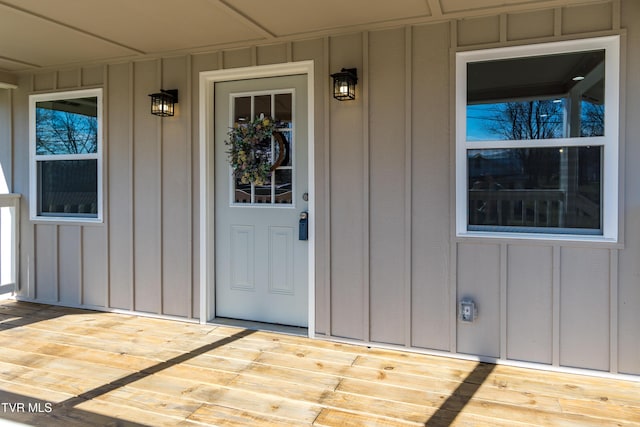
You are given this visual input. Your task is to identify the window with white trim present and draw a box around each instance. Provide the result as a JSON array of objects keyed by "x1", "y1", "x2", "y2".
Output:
[
  {"x1": 29, "y1": 89, "x2": 103, "y2": 222},
  {"x1": 456, "y1": 36, "x2": 620, "y2": 241}
]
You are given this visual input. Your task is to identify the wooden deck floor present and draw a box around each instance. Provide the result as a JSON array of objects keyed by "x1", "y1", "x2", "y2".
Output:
[{"x1": 0, "y1": 301, "x2": 638, "y2": 426}]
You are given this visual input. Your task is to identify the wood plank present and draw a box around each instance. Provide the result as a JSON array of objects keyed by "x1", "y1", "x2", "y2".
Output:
[
  {"x1": 188, "y1": 403, "x2": 305, "y2": 427},
  {"x1": 75, "y1": 398, "x2": 188, "y2": 427},
  {"x1": 0, "y1": 347, "x2": 134, "y2": 382},
  {"x1": 94, "y1": 386, "x2": 203, "y2": 422},
  {"x1": 0, "y1": 335, "x2": 155, "y2": 371},
  {"x1": 336, "y1": 378, "x2": 638, "y2": 427},
  {"x1": 320, "y1": 390, "x2": 435, "y2": 424},
  {"x1": 201, "y1": 388, "x2": 321, "y2": 424},
  {"x1": 315, "y1": 408, "x2": 418, "y2": 427},
  {"x1": 0, "y1": 378, "x2": 74, "y2": 403},
  {"x1": 0, "y1": 361, "x2": 108, "y2": 396},
  {"x1": 0, "y1": 300, "x2": 638, "y2": 427}
]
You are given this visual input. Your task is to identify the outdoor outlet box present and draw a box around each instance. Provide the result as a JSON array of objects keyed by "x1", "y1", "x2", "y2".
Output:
[{"x1": 459, "y1": 299, "x2": 477, "y2": 322}]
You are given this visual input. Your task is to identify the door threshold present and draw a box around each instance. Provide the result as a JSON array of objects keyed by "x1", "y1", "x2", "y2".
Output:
[{"x1": 211, "y1": 317, "x2": 308, "y2": 337}]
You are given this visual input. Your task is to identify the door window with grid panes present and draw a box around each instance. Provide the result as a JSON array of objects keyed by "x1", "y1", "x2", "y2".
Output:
[{"x1": 230, "y1": 91, "x2": 294, "y2": 206}]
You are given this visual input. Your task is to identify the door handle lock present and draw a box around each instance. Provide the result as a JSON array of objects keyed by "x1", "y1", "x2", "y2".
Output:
[{"x1": 299, "y1": 212, "x2": 308, "y2": 241}]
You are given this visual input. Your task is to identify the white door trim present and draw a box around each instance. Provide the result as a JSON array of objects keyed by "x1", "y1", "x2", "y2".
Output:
[{"x1": 199, "y1": 61, "x2": 315, "y2": 337}]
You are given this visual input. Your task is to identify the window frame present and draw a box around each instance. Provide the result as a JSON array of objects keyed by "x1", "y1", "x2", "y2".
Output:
[
  {"x1": 29, "y1": 88, "x2": 103, "y2": 223},
  {"x1": 455, "y1": 36, "x2": 620, "y2": 242}
]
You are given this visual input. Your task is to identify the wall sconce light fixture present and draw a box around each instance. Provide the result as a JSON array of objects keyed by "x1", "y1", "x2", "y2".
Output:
[
  {"x1": 330, "y1": 68, "x2": 357, "y2": 101},
  {"x1": 149, "y1": 89, "x2": 178, "y2": 117}
]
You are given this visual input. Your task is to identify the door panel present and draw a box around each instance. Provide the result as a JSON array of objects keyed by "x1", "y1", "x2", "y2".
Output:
[{"x1": 214, "y1": 75, "x2": 308, "y2": 327}]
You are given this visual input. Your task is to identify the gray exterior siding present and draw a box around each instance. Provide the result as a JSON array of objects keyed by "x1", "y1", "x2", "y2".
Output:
[{"x1": 2, "y1": 0, "x2": 639, "y2": 377}]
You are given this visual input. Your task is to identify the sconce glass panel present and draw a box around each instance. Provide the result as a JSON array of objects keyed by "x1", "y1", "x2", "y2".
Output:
[
  {"x1": 331, "y1": 68, "x2": 357, "y2": 101},
  {"x1": 149, "y1": 90, "x2": 178, "y2": 117}
]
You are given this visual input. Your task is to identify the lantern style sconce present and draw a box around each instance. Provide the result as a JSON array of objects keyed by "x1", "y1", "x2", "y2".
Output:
[
  {"x1": 148, "y1": 89, "x2": 178, "y2": 117},
  {"x1": 330, "y1": 68, "x2": 358, "y2": 101}
]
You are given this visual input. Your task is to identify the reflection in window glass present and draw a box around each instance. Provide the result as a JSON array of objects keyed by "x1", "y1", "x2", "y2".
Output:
[
  {"x1": 36, "y1": 97, "x2": 98, "y2": 155},
  {"x1": 31, "y1": 89, "x2": 102, "y2": 221},
  {"x1": 466, "y1": 50, "x2": 605, "y2": 141},
  {"x1": 231, "y1": 90, "x2": 294, "y2": 206},
  {"x1": 254, "y1": 95, "x2": 271, "y2": 118},
  {"x1": 275, "y1": 131, "x2": 292, "y2": 167},
  {"x1": 37, "y1": 160, "x2": 98, "y2": 217},
  {"x1": 234, "y1": 96, "x2": 251, "y2": 123},
  {"x1": 275, "y1": 93, "x2": 292, "y2": 126},
  {"x1": 275, "y1": 169, "x2": 292, "y2": 204},
  {"x1": 467, "y1": 147, "x2": 601, "y2": 232}
]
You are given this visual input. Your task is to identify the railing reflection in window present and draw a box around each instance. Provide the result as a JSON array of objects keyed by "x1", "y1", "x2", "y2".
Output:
[
  {"x1": 468, "y1": 147, "x2": 602, "y2": 233},
  {"x1": 37, "y1": 160, "x2": 98, "y2": 217}
]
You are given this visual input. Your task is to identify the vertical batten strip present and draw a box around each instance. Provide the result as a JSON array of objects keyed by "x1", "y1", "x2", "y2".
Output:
[
  {"x1": 610, "y1": 249, "x2": 618, "y2": 373},
  {"x1": 500, "y1": 243, "x2": 508, "y2": 359},
  {"x1": 286, "y1": 42, "x2": 293, "y2": 63},
  {"x1": 554, "y1": 7, "x2": 562, "y2": 36},
  {"x1": 404, "y1": 26, "x2": 413, "y2": 347},
  {"x1": 500, "y1": 13, "x2": 507, "y2": 43},
  {"x1": 102, "y1": 64, "x2": 111, "y2": 308},
  {"x1": 158, "y1": 59, "x2": 164, "y2": 315},
  {"x1": 362, "y1": 31, "x2": 370, "y2": 343},
  {"x1": 186, "y1": 55, "x2": 194, "y2": 319},
  {"x1": 552, "y1": 245, "x2": 561, "y2": 366},
  {"x1": 54, "y1": 225, "x2": 59, "y2": 302},
  {"x1": 449, "y1": 20, "x2": 458, "y2": 354},
  {"x1": 612, "y1": 0, "x2": 620, "y2": 30},
  {"x1": 323, "y1": 36, "x2": 332, "y2": 336},
  {"x1": 28, "y1": 76, "x2": 35, "y2": 300},
  {"x1": 128, "y1": 62, "x2": 135, "y2": 311},
  {"x1": 79, "y1": 227, "x2": 84, "y2": 304}
]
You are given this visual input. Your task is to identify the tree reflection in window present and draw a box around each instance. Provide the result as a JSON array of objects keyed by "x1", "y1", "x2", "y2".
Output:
[
  {"x1": 36, "y1": 97, "x2": 98, "y2": 155},
  {"x1": 463, "y1": 46, "x2": 609, "y2": 234}
]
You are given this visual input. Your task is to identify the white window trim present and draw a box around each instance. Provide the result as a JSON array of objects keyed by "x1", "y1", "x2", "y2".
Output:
[
  {"x1": 29, "y1": 88, "x2": 103, "y2": 223},
  {"x1": 455, "y1": 36, "x2": 620, "y2": 242}
]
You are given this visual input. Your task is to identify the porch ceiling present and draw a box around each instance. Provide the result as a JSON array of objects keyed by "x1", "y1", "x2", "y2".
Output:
[{"x1": 0, "y1": 0, "x2": 607, "y2": 74}]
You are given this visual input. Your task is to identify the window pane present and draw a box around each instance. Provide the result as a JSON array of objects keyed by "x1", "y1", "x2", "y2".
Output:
[
  {"x1": 234, "y1": 179, "x2": 251, "y2": 204},
  {"x1": 275, "y1": 93, "x2": 292, "y2": 127},
  {"x1": 37, "y1": 160, "x2": 98, "y2": 217},
  {"x1": 274, "y1": 131, "x2": 292, "y2": 167},
  {"x1": 255, "y1": 174, "x2": 272, "y2": 204},
  {"x1": 254, "y1": 95, "x2": 271, "y2": 118},
  {"x1": 233, "y1": 96, "x2": 251, "y2": 124},
  {"x1": 36, "y1": 97, "x2": 98, "y2": 154},
  {"x1": 275, "y1": 169, "x2": 292, "y2": 204},
  {"x1": 468, "y1": 147, "x2": 601, "y2": 232},
  {"x1": 466, "y1": 50, "x2": 605, "y2": 141}
]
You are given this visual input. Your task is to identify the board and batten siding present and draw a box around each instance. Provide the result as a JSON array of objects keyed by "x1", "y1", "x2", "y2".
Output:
[{"x1": 3, "y1": 0, "x2": 639, "y2": 377}]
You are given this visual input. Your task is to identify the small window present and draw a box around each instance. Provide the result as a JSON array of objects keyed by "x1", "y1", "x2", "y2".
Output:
[
  {"x1": 456, "y1": 36, "x2": 620, "y2": 241},
  {"x1": 29, "y1": 89, "x2": 103, "y2": 222}
]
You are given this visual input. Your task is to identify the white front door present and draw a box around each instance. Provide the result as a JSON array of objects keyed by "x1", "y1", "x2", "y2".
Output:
[{"x1": 214, "y1": 74, "x2": 308, "y2": 327}]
